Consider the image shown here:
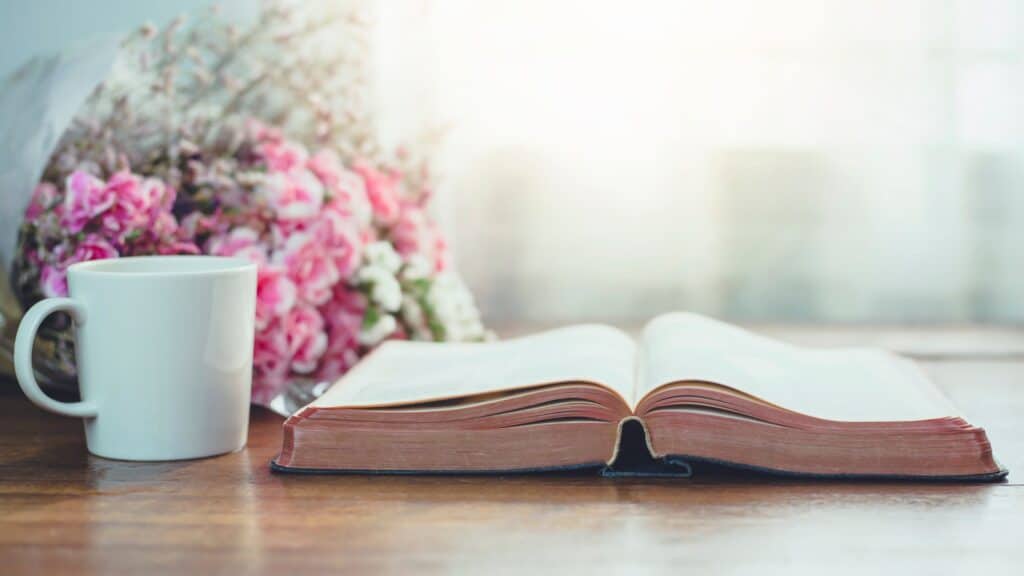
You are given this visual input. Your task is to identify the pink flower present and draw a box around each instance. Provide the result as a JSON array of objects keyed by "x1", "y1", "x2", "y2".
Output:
[
  {"x1": 151, "y1": 212, "x2": 179, "y2": 239},
  {"x1": 316, "y1": 326, "x2": 363, "y2": 381},
  {"x1": 391, "y1": 325, "x2": 409, "y2": 341},
  {"x1": 433, "y1": 232, "x2": 449, "y2": 272},
  {"x1": 306, "y1": 150, "x2": 344, "y2": 189},
  {"x1": 40, "y1": 265, "x2": 68, "y2": 297},
  {"x1": 104, "y1": 171, "x2": 142, "y2": 202},
  {"x1": 99, "y1": 173, "x2": 175, "y2": 240},
  {"x1": 207, "y1": 227, "x2": 268, "y2": 264},
  {"x1": 316, "y1": 287, "x2": 366, "y2": 382},
  {"x1": 351, "y1": 160, "x2": 400, "y2": 223},
  {"x1": 26, "y1": 182, "x2": 58, "y2": 220},
  {"x1": 156, "y1": 241, "x2": 201, "y2": 255},
  {"x1": 392, "y1": 201, "x2": 448, "y2": 272},
  {"x1": 306, "y1": 151, "x2": 371, "y2": 219},
  {"x1": 100, "y1": 172, "x2": 143, "y2": 225},
  {"x1": 251, "y1": 322, "x2": 291, "y2": 404},
  {"x1": 392, "y1": 202, "x2": 429, "y2": 258},
  {"x1": 38, "y1": 235, "x2": 118, "y2": 297},
  {"x1": 68, "y1": 234, "x2": 119, "y2": 265},
  {"x1": 255, "y1": 264, "x2": 297, "y2": 330},
  {"x1": 257, "y1": 171, "x2": 324, "y2": 221},
  {"x1": 276, "y1": 230, "x2": 339, "y2": 306},
  {"x1": 178, "y1": 211, "x2": 225, "y2": 239},
  {"x1": 246, "y1": 118, "x2": 283, "y2": 145},
  {"x1": 282, "y1": 305, "x2": 328, "y2": 374},
  {"x1": 142, "y1": 178, "x2": 177, "y2": 229},
  {"x1": 316, "y1": 210, "x2": 363, "y2": 279},
  {"x1": 322, "y1": 285, "x2": 367, "y2": 325},
  {"x1": 260, "y1": 139, "x2": 309, "y2": 173},
  {"x1": 324, "y1": 164, "x2": 372, "y2": 220},
  {"x1": 61, "y1": 171, "x2": 115, "y2": 233}
]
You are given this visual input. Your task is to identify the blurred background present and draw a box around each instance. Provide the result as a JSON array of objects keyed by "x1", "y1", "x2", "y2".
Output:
[
  {"x1": 5, "y1": 0, "x2": 1024, "y2": 326},
  {"x1": 375, "y1": 0, "x2": 1024, "y2": 325}
]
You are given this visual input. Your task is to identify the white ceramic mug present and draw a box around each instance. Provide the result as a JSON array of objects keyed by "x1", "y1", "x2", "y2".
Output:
[{"x1": 14, "y1": 256, "x2": 257, "y2": 461}]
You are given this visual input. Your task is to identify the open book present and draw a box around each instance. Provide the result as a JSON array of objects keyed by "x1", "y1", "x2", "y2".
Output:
[{"x1": 273, "y1": 313, "x2": 1006, "y2": 480}]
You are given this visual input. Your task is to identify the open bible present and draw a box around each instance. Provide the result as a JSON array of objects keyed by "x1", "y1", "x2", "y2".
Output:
[{"x1": 273, "y1": 313, "x2": 1006, "y2": 480}]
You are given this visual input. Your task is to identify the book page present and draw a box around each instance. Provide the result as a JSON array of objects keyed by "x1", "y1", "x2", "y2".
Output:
[
  {"x1": 639, "y1": 313, "x2": 959, "y2": 422},
  {"x1": 314, "y1": 324, "x2": 636, "y2": 408}
]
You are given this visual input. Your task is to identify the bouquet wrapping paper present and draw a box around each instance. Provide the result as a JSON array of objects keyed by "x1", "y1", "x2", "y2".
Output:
[{"x1": 0, "y1": 38, "x2": 119, "y2": 385}]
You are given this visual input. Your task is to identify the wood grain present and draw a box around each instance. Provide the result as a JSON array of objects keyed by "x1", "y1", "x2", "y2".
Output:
[{"x1": 1, "y1": 328, "x2": 1022, "y2": 575}]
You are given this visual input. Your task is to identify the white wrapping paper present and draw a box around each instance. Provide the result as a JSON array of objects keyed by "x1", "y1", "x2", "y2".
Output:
[{"x1": 0, "y1": 38, "x2": 120, "y2": 266}]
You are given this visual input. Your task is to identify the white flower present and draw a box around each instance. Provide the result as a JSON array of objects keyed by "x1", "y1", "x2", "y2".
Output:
[
  {"x1": 358, "y1": 313, "x2": 397, "y2": 346},
  {"x1": 428, "y1": 273, "x2": 487, "y2": 341},
  {"x1": 363, "y1": 241, "x2": 402, "y2": 274},
  {"x1": 402, "y1": 254, "x2": 432, "y2": 281},
  {"x1": 356, "y1": 264, "x2": 402, "y2": 312},
  {"x1": 400, "y1": 295, "x2": 432, "y2": 340}
]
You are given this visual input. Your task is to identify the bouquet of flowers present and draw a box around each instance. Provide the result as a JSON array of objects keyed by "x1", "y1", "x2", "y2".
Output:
[{"x1": 7, "y1": 2, "x2": 488, "y2": 406}]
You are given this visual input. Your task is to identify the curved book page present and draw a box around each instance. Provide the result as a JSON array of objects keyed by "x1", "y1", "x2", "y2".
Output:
[
  {"x1": 639, "y1": 312, "x2": 959, "y2": 422},
  {"x1": 313, "y1": 324, "x2": 636, "y2": 409}
]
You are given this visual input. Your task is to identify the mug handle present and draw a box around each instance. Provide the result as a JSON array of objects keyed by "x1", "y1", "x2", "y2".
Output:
[{"x1": 14, "y1": 297, "x2": 97, "y2": 418}]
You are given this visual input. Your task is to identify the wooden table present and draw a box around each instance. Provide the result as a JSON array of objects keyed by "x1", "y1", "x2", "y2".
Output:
[{"x1": 1, "y1": 325, "x2": 1022, "y2": 575}]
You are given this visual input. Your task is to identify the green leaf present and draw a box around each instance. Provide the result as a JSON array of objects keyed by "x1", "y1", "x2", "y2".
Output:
[
  {"x1": 362, "y1": 305, "x2": 381, "y2": 331},
  {"x1": 413, "y1": 287, "x2": 446, "y2": 341}
]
